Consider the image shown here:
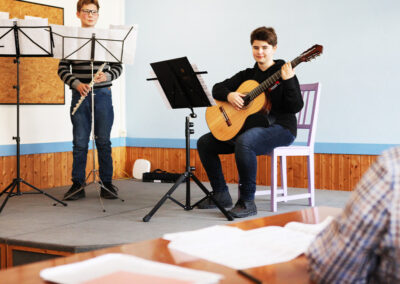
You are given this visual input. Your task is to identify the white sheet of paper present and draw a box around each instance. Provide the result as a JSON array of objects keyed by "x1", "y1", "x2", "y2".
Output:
[
  {"x1": 17, "y1": 18, "x2": 51, "y2": 55},
  {"x1": 40, "y1": 253, "x2": 223, "y2": 284},
  {"x1": 109, "y1": 24, "x2": 138, "y2": 64},
  {"x1": 0, "y1": 19, "x2": 16, "y2": 55},
  {"x1": 0, "y1": 18, "x2": 51, "y2": 56},
  {"x1": 50, "y1": 24, "x2": 137, "y2": 63},
  {"x1": 166, "y1": 217, "x2": 333, "y2": 269},
  {"x1": 0, "y1": 11, "x2": 9, "y2": 19},
  {"x1": 192, "y1": 64, "x2": 215, "y2": 105},
  {"x1": 150, "y1": 70, "x2": 173, "y2": 109}
]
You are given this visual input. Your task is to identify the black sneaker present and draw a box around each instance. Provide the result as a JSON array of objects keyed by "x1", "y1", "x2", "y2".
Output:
[
  {"x1": 228, "y1": 199, "x2": 257, "y2": 218},
  {"x1": 63, "y1": 182, "x2": 85, "y2": 201},
  {"x1": 101, "y1": 182, "x2": 118, "y2": 199},
  {"x1": 197, "y1": 191, "x2": 233, "y2": 209}
]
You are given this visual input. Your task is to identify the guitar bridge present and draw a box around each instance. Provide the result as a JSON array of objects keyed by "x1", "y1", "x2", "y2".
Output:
[{"x1": 219, "y1": 106, "x2": 232, "y2": 126}]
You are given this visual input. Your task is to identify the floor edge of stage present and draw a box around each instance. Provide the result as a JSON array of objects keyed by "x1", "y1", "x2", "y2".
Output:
[{"x1": 0, "y1": 179, "x2": 351, "y2": 269}]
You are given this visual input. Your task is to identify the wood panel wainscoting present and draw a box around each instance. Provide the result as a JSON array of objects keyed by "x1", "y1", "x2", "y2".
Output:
[
  {"x1": 0, "y1": 147, "x2": 127, "y2": 192},
  {"x1": 0, "y1": 243, "x2": 6, "y2": 269},
  {"x1": 0, "y1": 146, "x2": 377, "y2": 192},
  {"x1": 125, "y1": 147, "x2": 377, "y2": 192}
]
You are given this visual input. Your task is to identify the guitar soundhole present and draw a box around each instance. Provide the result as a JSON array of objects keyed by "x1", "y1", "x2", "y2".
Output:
[{"x1": 242, "y1": 97, "x2": 251, "y2": 109}]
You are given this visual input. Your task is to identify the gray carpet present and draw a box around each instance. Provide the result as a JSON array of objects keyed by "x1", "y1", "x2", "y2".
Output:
[{"x1": 0, "y1": 180, "x2": 352, "y2": 248}]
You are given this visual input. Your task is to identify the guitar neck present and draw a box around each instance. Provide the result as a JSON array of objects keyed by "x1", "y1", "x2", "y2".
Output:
[{"x1": 247, "y1": 56, "x2": 302, "y2": 101}]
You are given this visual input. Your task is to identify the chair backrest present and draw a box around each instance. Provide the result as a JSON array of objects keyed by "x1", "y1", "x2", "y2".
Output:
[{"x1": 297, "y1": 83, "x2": 321, "y2": 147}]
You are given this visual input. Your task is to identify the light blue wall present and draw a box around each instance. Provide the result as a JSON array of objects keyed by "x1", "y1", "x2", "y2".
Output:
[{"x1": 124, "y1": 0, "x2": 400, "y2": 154}]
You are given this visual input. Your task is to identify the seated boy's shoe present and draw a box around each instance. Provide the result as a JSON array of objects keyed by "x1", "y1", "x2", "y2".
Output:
[
  {"x1": 228, "y1": 199, "x2": 257, "y2": 218},
  {"x1": 63, "y1": 183, "x2": 85, "y2": 201},
  {"x1": 101, "y1": 182, "x2": 118, "y2": 199},
  {"x1": 197, "y1": 191, "x2": 233, "y2": 209}
]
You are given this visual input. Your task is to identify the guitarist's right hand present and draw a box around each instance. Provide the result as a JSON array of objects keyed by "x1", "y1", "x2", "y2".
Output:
[{"x1": 228, "y1": 92, "x2": 246, "y2": 110}]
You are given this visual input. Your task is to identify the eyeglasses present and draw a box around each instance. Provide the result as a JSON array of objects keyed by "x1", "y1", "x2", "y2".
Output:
[{"x1": 81, "y1": 9, "x2": 99, "y2": 15}]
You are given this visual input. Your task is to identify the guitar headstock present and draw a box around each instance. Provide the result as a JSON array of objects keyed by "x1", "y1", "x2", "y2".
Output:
[{"x1": 299, "y1": 44, "x2": 323, "y2": 62}]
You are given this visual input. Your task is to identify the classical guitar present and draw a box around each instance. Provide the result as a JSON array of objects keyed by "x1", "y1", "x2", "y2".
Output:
[{"x1": 205, "y1": 44, "x2": 323, "y2": 141}]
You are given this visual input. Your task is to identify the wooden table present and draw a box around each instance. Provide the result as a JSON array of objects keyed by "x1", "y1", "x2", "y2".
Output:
[{"x1": 0, "y1": 206, "x2": 341, "y2": 284}]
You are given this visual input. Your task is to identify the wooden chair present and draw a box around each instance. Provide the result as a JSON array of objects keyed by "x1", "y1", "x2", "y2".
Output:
[{"x1": 256, "y1": 83, "x2": 321, "y2": 212}]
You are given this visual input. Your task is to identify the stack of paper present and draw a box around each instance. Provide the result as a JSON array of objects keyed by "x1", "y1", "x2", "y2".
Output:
[
  {"x1": 165, "y1": 217, "x2": 333, "y2": 269},
  {"x1": 40, "y1": 253, "x2": 223, "y2": 284}
]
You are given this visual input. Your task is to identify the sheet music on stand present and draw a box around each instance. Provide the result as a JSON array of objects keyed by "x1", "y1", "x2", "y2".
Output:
[
  {"x1": 0, "y1": 11, "x2": 9, "y2": 20},
  {"x1": 50, "y1": 24, "x2": 137, "y2": 63},
  {"x1": 150, "y1": 59, "x2": 216, "y2": 110},
  {"x1": 0, "y1": 16, "x2": 52, "y2": 56}
]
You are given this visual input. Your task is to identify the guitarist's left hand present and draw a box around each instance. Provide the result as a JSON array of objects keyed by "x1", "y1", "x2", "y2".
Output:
[{"x1": 281, "y1": 62, "x2": 295, "y2": 80}]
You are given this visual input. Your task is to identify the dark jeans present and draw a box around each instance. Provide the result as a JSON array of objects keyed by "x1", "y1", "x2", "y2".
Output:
[
  {"x1": 197, "y1": 125, "x2": 295, "y2": 201},
  {"x1": 70, "y1": 87, "x2": 114, "y2": 184}
]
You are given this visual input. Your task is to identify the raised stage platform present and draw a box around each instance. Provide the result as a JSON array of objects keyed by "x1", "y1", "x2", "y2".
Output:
[{"x1": 0, "y1": 180, "x2": 351, "y2": 269}]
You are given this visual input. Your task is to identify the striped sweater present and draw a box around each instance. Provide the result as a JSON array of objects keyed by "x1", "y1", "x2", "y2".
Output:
[{"x1": 57, "y1": 60, "x2": 123, "y2": 90}]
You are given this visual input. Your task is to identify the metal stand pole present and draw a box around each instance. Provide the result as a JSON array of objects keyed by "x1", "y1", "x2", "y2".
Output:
[{"x1": 0, "y1": 54, "x2": 67, "y2": 214}]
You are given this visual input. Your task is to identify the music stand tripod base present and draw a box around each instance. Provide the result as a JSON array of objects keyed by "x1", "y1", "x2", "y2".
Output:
[{"x1": 143, "y1": 115, "x2": 233, "y2": 222}]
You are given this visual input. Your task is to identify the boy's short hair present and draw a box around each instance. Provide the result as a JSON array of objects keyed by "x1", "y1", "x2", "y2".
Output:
[
  {"x1": 250, "y1": 27, "x2": 277, "y2": 46},
  {"x1": 77, "y1": 0, "x2": 100, "y2": 12}
]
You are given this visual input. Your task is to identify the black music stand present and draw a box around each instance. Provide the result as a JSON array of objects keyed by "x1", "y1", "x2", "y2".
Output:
[
  {"x1": 143, "y1": 57, "x2": 233, "y2": 222},
  {"x1": 50, "y1": 27, "x2": 135, "y2": 210},
  {"x1": 0, "y1": 21, "x2": 67, "y2": 214}
]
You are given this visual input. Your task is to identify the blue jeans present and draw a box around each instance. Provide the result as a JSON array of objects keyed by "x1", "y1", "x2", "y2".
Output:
[
  {"x1": 197, "y1": 125, "x2": 295, "y2": 201},
  {"x1": 70, "y1": 87, "x2": 114, "y2": 184}
]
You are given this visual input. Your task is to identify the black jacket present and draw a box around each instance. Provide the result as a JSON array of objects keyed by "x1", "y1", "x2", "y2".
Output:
[{"x1": 212, "y1": 60, "x2": 303, "y2": 136}]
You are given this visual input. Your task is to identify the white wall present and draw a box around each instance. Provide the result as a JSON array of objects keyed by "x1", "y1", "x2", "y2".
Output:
[
  {"x1": 124, "y1": 0, "x2": 400, "y2": 150},
  {"x1": 0, "y1": 0, "x2": 126, "y2": 146}
]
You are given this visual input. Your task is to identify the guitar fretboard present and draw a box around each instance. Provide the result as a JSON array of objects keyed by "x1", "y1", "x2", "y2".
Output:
[{"x1": 247, "y1": 56, "x2": 302, "y2": 101}]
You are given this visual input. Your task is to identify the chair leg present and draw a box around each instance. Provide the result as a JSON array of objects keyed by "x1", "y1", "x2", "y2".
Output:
[
  {"x1": 271, "y1": 153, "x2": 278, "y2": 212},
  {"x1": 308, "y1": 154, "x2": 315, "y2": 207},
  {"x1": 280, "y1": 156, "x2": 287, "y2": 201}
]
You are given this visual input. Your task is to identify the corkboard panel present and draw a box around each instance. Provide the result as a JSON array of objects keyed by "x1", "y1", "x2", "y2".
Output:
[{"x1": 0, "y1": 0, "x2": 64, "y2": 104}]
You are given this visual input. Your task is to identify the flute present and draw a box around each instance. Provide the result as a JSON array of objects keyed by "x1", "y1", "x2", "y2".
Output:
[{"x1": 71, "y1": 63, "x2": 107, "y2": 116}]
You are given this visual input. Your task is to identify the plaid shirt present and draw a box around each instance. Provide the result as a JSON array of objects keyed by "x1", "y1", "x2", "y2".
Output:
[{"x1": 306, "y1": 147, "x2": 400, "y2": 283}]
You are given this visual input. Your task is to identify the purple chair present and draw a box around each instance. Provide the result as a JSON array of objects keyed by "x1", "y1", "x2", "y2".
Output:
[{"x1": 256, "y1": 83, "x2": 321, "y2": 212}]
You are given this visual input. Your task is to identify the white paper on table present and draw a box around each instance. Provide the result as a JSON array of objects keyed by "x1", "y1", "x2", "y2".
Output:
[
  {"x1": 163, "y1": 225, "x2": 244, "y2": 241},
  {"x1": 40, "y1": 253, "x2": 223, "y2": 284},
  {"x1": 166, "y1": 217, "x2": 333, "y2": 269}
]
